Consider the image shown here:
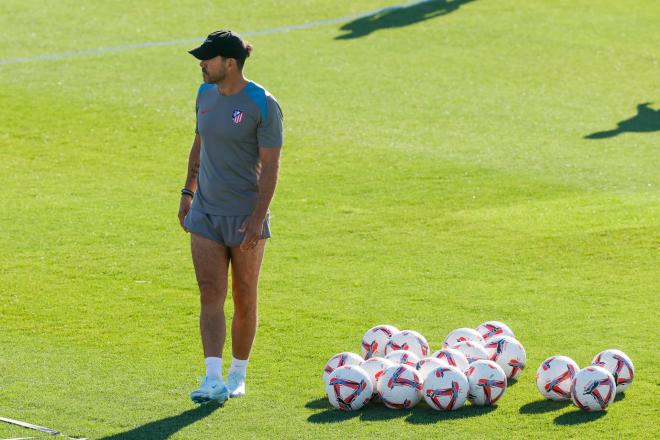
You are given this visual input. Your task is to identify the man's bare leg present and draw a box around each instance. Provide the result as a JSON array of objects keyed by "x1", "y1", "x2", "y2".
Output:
[
  {"x1": 191, "y1": 233, "x2": 231, "y2": 357},
  {"x1": 189, "y1": 233, "x2": 232, "y2": 404},
  {"x1": 225, "y1": 239, "x2": 266, "y2": 396}
]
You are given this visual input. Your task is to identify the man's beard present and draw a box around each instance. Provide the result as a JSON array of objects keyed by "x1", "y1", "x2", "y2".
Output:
[{"x1": 205, "y1": 69, "x2": 225, "y2": 84}]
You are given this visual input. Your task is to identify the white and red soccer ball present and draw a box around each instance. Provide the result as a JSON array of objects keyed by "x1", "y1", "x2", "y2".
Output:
[
  {"x1": 385, "y1": 330, "x2": 429, "y2": 358},
  {"x1": 535, "y1": 355, "x2": 579, "y2": 401},
  {"x1": 465, "y1": 360, "x2": 507, "y2": 406},
  {"x1": 361, "y1": 325, "x2": 399, "y2": 359},
  {"x1": 325, "y1": 365, "x2": 373, "y2": 411},
  {"x1": 378, "y1": 364, "x2": 423, "y2": 409},
  {"x1": 452, "y1": 341, "x2": 488, "y2": 364},
  {"x1": 360, "y1": 357, "x2": 395, "y2": 398},
  {"x1": 476, "y1": 321, "x2": 515, "y2": 342},
  {"x1": 323, "y1": 352, "x2": 363, "y2": 386},
  {"x1": 443, "y1": 328, "x2": 485, "y2": 348},
  {"x1": 385, "y1": 349, "x2": 420, "y2": 368},
  {"x1": 571, "y1": 366, "x2": 616, "y2": 411},
  {"x1": 431, "y1": 348, "x2": 470, "y2": 373},
  {"x1": 416, "y1": 357, "x2": 447, "y2": 381},
  {"x1": 484, "y1": 336, "x2": 526, "y2": 379},
  {"x1": 592, "y1": 349, "x2": 634, "y2": 393},
  {"x1": 422, "y1": 365, "x2": 469, "y2": 411}
]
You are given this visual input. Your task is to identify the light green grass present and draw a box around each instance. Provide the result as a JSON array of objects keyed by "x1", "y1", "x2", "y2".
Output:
[{"x1": 1, "y1": 0, "x2": 659, "y2": 438}]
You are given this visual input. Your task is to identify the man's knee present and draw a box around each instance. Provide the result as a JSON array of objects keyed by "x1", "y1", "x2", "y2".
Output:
[
  {"x1": 198, "y1": 279, "x2": 228, "y2": 305},
  {"x1": 232, "y1": 277, "x2": 258, "y2": 296},
  {"x1": 232, "y1": 281, "x2": 257, "y2": 317},
  {"x1": 233, "y1": 301, "x2": 258, "y2": 320}
]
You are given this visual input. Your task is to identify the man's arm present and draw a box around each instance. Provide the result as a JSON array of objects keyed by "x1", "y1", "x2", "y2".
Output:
[
  {"x1": 239, "y1": 147, "x2": 281, "y2": 250},
  {"x1": 178, "y1": 134, "x2": 201, "y2": 231},
  {"x1": 253, "y1": 147, "x2": 281, "y2": 221},
  {"x1": 184, "y1": 134, "x2": 201, "y2": 192}
]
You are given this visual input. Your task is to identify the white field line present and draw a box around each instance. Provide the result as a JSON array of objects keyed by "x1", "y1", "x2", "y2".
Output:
[{"x1": 0, "y1": 0, "x2": 432, "y2": 65}]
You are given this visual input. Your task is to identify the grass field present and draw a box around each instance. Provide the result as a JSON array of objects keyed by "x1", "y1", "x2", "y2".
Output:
[{"x1": 1, "y1": 0, "x2": 659, "y2": 438}]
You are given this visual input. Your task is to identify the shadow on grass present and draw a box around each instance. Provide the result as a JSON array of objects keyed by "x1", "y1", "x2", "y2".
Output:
[
  {"x1": 406, "y1": 404, "x2": 496, "y2": 424},
  {"x1": 98, "y1": 402, "x2": 221, "y2": 440},
  {"x1": 585, "y1": 102, "x2": 660, "y2": 139},
  {"x1": 306, "y1": 396, "x2": 496, "y2": 425},
  {"x1": 305, "y1": 397, "x2": 332, "y2": 410},
  {"x1": 307, "y1": 409, "x2": 361, "y2": 424},
  {"x1": 554, "y1": 409, "x2": 607, "y2": 425},
  {"x1": 306, "y1": 396, "x2": 411, "y2": 423},
  {"x1": 336, "y1": 0, "x2": 475, "y2": 40},
  {"x1": 614, "y1": 392, "x2": 627, "y2": 402},
  {"x1": 360, "y1": 405, "x2": 413, "y2": 422},
  {"x1": 519, "y1": 399, "x2": 571, "y2": 414},
  {"x1": 306, "y1": 395, "x2": 416, "y2": 423}
]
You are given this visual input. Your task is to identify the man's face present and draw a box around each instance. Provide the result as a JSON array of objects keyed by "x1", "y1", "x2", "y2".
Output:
[{"x1": 200, "y1": 56, "x2": 228, "y2": 83}]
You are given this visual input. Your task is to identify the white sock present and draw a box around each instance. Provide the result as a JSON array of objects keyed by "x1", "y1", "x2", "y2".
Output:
[
  {"x1": 205, "y1": 357, "x2": 223, "y2": 381},
  {"x1": 228, "y1": 356, "x2": 249, "y2": 378}
]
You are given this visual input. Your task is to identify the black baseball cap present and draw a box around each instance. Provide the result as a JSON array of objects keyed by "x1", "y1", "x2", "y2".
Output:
[{"x1": 189, "y1": 30, "x2": 249, "y2": 61}]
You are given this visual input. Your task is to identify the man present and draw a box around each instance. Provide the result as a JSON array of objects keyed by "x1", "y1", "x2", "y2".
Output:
[{"x1": 178, "y1": 30, "x2": 283, "y2": 404}]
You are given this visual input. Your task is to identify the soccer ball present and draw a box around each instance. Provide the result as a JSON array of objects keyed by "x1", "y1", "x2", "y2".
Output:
[
  {"x1": 422, "y1": 365, "x2": 469, "y2": 411},
  {"x1": 535, "y1": 355, "x2": 579, "y2": 401},
  {"x1": 360, "y1": 357, "x2": 395, "y2": 398},
  {"x1": 451, "y1": 341, "x2": 489, "y2": 364},
  {"x1": 591, "y1": 349, "x2": 634, "y2": 393},
  {"x1": 361, "y1": 324, "x2": 399, "y2": 359},
  {"x1": 466, "y1": 360, "x2": 507, "y2": 406},
  {"x1": 385, "y1": 349, "x2": 420, "y2": 368},
  {"x1": 385, "y1": 330, "x2": 429, "y2": 358},
  {"x1": 323, "y1": 352, "x2": 364, "y2": 386},
  {"x1": 443, "y1": 328, "x2": 485, "y2": 347},
  {"x1": 431, "y1": 348, "x2": 470, "y2": 373},
  {"x1": 377, "y1": 364, "x2": 422, "y2": 409},
  {"x1": 416, "y1": 357, "x2": 447, "y2": 381},
  {"x1": 326, "y1": 365, "x2": 373, "y2": 411},
  {"x1": 571, "y1": 366, "x2": 616, "y2": 411},
  {"x1": 484, "y1": 336, "x2": 526, "y2": 379},
  {"x1": 476, "y1": 320, "x2": 515, "y2": 341}
]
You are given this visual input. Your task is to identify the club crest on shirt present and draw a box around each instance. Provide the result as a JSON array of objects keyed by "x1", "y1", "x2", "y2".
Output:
[{"x1": 232, "y1": 109, "x2": 244, "y2": 124}]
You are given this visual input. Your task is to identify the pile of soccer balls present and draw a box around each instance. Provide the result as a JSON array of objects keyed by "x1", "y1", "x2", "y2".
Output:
[
  {"x1": 322, "y1": 321, "x2": 526, "y2": 411},
  {"x1": 535, "y1": 349, "x2": 634, "y2": 412}
]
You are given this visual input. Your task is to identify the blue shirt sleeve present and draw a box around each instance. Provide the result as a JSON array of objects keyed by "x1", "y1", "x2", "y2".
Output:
[{"x1": 258, "y1": 96, "x2": 284, "y2": 148}]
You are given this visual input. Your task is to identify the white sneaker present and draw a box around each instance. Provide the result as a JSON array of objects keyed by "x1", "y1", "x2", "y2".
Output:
[
  {"x1": 190, "y1": 376, "x2": 229, "y2": 404},
  {"x1": 226, "y1": 372, "x2": 246, "y2": 398}
]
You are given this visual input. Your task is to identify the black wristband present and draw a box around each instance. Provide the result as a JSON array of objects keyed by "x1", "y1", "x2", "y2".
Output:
[{"x1": 181, "y1": 188, "x2": 194, "y2": 198}]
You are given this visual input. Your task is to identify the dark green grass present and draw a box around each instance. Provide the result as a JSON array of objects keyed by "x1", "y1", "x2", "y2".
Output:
[{"x1": 1, "y1": 0, "x2": 659, "y2": 438}]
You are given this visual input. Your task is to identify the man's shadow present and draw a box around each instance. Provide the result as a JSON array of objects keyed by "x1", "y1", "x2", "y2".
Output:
[
  {"x1": 98, "y1": 402, "x2": 221, "y2": 440},
  {"x1": 585, "y1": 102, "x2": 660, "y2": 139},
  {"x1": 336, "y1": 0, "x2": 475, "y2": 40}
]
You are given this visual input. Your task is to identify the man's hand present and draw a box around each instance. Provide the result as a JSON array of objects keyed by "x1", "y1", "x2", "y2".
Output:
[
  {"x1": 178, "y1": 195, "x2": 193, "y2": 232},
  {"x1": 239, "y1": 214, "x2": 266, "y2": 251}
]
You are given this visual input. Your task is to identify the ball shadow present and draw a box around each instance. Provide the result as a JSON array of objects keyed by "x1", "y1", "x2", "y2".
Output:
[
  {"x1": 614, "y1": 392, "x2": 627, "y2": 402},
  {"x1": 519, "y1": 399, "x2": 571, "y2": 414},
  {"x1": 554, "y1": 409, "x2": 607, "y2": 425},
  {"x1": 406, "y1": 404, "x2": 497, "y2": 424},
  {"x1": 360, "y1": 404, "x2": 413, "y2": 421},
  {"x1": 307, "y1": 409, "x2": 361, "y2": 424},
  {"x1": 305, "y1": 397, "x2": 332, "y2": 410}
]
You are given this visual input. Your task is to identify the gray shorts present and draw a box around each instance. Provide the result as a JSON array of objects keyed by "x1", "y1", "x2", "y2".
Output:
[{"x1": 184, "y1": 209, "x2": 271, "y2": 247}]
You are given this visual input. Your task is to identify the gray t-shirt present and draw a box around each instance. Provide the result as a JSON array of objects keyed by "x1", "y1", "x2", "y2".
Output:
[{"x1": 192, "y1": 81, "x2": 283, "y2": 215}]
